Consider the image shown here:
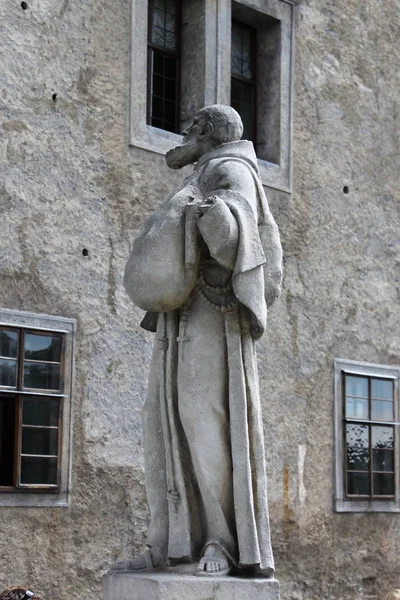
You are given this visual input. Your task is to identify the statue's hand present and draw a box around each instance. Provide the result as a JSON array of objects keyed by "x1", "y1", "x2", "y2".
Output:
[{"x1": 199, "y1": 195, "x2": 218, "y2": 214}]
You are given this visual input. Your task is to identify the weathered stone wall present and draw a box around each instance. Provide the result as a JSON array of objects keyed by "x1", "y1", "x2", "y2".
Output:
[{"x1": 0, "y1": 0, "x2": 399, "y2": 598}]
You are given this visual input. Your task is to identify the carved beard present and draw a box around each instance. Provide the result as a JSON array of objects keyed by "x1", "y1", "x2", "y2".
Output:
[{"x1": 165, "y1": 140, "x2": 202, "y2": 170}]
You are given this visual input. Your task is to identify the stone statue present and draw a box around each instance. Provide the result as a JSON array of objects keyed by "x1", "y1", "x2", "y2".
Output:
[{"x1": 119, "y1": 105, "x2": 283, "y2": 578}]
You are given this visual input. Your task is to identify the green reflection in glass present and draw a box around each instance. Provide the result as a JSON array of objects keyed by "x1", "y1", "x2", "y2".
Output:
[
  {"x1": 23, "y1": 362, "x2": 60, "y2": 390},
  {"x1": 0, "y1": 359, "x2": 17, "y2": 387},
  {"x1": 22, "y1": 427, "x2": 58, "y2": 456},
  {"x1": 24, "y1": 334, "x2": 61, "y2": 362},
  {"x1": 0, "y1": 330, "x2": 18, "y2": 359}
]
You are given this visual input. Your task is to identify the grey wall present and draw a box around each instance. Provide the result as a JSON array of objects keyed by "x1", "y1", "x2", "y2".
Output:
[{"x1": 1, "y1": 0, "x2": 399, "y2": 598}]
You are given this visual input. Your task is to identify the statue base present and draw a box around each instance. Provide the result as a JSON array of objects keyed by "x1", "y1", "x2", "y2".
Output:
[{"x1": 104, "y1": 571, "x2": 280, "y2": 600}]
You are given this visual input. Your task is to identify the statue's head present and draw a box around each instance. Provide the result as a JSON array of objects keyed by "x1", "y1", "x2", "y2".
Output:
[{"x1": 166, "y1": 104, "x2": 243, "y2": 169}]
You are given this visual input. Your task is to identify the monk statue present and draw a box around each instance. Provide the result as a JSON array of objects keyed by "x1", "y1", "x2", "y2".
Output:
[{"x1": 118, "y1": 104, "x2": 283, "y2": 578}]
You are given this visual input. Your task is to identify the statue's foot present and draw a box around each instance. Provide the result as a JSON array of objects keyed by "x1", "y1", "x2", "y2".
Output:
[
  {"x1": 196, "y1": 544, "x2": 232, "y2": 577},
  {"x1": 110, "y1": 548, "x2": 164, "y2": 573}
]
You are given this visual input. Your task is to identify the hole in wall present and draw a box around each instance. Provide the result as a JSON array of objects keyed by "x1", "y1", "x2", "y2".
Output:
[
  {"x1": 52, "y1": 93, "x2": 57, "y2": 102},
  {"x1": 82, "y1": 248, "x2": 89, "y2": 257},
  {"x1": 343, "y1": 186, "x2": 349, "y2": 194},
  {"x1": 21, "y1": 1, "x2": 28, "y2": 9}
]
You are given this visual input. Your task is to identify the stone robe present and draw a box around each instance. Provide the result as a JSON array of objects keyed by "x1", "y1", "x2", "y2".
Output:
[{"x1": 124, "y1": 140, "x2": 282, "y2": 574}]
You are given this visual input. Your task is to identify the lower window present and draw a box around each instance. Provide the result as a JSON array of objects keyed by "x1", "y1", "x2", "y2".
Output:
[
  {"x1": 0, "y1": 310, "x2": 75, "y2": 506},
  {"x1": 335, "y1": 359, "x2": 400, "y2": 512}
]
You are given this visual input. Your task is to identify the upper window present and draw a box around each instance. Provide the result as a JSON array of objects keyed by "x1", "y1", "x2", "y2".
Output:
[
  {"x1": 334, "y1": 359, "x2": 400, "y2": 512},
  {"x1": 147, "y1": 0, "x2": 181, "y2": 133},
  {"x1": 0, "y1": 309, "x2": 75, "y2": 507},
  {"x1": 231, "y1": 20, "x2": 257, "y2": 143},
  {"x1": 130, "y1": 0, "x2": 297, "y2": 192}
]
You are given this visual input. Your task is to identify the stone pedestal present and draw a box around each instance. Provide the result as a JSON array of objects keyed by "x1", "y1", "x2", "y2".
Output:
[{"x1": 104, "y1": 572, "x2": 280, "y2": 600}]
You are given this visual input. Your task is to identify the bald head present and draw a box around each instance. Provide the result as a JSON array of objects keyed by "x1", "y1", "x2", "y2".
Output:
[
  {"x1": 166, "y1": 104, "x2": 244, "y2": 169},
  {"x1": 197, "y1": 105, "x2": 244, "y2": 145}
]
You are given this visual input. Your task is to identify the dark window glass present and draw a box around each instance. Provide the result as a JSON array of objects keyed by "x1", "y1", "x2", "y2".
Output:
[
  {"x1": 373, "y1": 449, "x2": 394, "y2": 472},
  {"x1": 147, "y1": 0, "x2": 180, "y2": 133},
  {"x1": 0, "y1": 397, "x2": 16, "y2": 486},
  {"x1": 373, "y1": 473, "x2": 395, "y2": 496},
  {"x1": 0, "y1": 330, "x2": 18, "y2": 359},
  {"x1": 23, "y1": 398, "x2": 59, "y2": 427},
  {"x1": 231, "y1": 79, "x2": 256, "y2": 142},
  {"x1": 231, "y1": 21, "x2": 256, "y2": 143},
  {"x1": 23, "y1": 362, "x2": 60, "y2": 391},
  {"x1": 24, "y1": 334, "x2": 61, "y2": 362},
  {"x1": 20, "y1": 456, "x2": 57, "y2": 485},
  {"x1": 0, "y1": 359, "x2": 17, "y2": 387},
  {"x1": 347, "y1": 472, "x2": 369, "y2": 496},
  {"x1": 22, "y1": 428, "x2": 58, "y2": 456}
]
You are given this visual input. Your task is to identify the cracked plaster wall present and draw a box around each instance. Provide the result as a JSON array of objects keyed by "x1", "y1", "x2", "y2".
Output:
[{"x1": 0, "y1": 0, "x2": 399, "y2": 598}]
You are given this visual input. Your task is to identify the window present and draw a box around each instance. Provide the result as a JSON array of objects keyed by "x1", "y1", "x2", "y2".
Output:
[
  {"x1": 147, "y1": 0, "x2": 181, "y2": 133},
  {"x1": 0, "y1": 309, "x2": 75, "y2": 507},
  {"x1": 334, "y1": 359, "x2": 400, "y2": 512},
  {"x1": 231, "y1": 20, "x2": 257, "y2": 143},
  {"x1": 130, "y1": 0, "x2": 298, "y2": 192}
]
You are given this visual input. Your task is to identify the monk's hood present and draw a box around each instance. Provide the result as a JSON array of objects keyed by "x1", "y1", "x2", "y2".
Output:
[{"x1": 194, "y1": 140, "x2": 259, "y2": 174}]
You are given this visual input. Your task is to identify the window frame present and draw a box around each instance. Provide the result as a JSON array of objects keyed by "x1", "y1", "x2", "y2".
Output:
[
  {"x1": 146, "y1": 0, "x2": 182, "y2": 133},
  {"x1": 129, "y1": 0, "x2": 297, "y2": 192},
  {"x1": 0, "y1": 309, "x2": 75, "y2": 507},
  {"x1": 334, "y1": 359, "x2": 400, "y2": 513},
  {"x1": 231, "y1": 19, "x2": 258, "y2": 144}
]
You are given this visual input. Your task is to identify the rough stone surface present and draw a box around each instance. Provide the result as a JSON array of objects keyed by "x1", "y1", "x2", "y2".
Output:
[
  {"x1": 0, "y1": 0, "x2": 399, "y2": 599},
  {"x1": 104, "y1": 573, "x2": 280, "y2": 600}
]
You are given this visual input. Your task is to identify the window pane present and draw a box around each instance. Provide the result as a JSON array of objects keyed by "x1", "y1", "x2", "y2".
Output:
[
  {"x1": 371, "y1": 379, "x2": 393, "y2": 400},
  {"x1": 165, "y1": 77, "x2": 176, "y2": 101},
  {"x1": 23, "y1": 398, "x2": 59, "y2": 427},
  {"x1": 373, "y1": 449, "x2": 394, "y2": 472},
  {"x1": 346, "y1": 397, "x2": 368, "y2": 419},
  {"x1": 22, "y1": 427, "x2": 58, "y2": 456},
  {"x1": 0, "y1": 397, "x2": 16, "y2": 486},
  {"x1": 153, "y1": 74, "x2": 163, "y2": 97},
  {"x1": 372, "y1": 426, "x2": 394, "y2": 450},
  {"x1": 0, "y1": 359, "x2": 17, "y2": 387},
  {"x1": 151, "y1": 95, "x2": 163, "y2": 120},
  {"x1": 152, "y1": 51, "x2": 164, "y2": 75},
  {"x1": 0, "y1": 330, "x2": 18, "y2": 358},
  {"x1": 373, "y1": 473, "x2": 395, "y2": 496},
  {"x1": 346, "y1": 424, "x2": 369, "y2": 471},
  {"x1": 164, "y1": 56, "x2": 177, "y2": 79},
  {"x1": 24, "y1": 334, "x2": 61, "y2": 363},
  {"x1": 24, "y1": 362, "x2": 60, "y2": 390},
  {"x1": 371, "y1": 399, "x2": 394, "y2": 421},
  {"x1": 347, "y1": 472, "x2": 369, "y2": 496},
  {"x1": 346, "y1": 375, "x2": 368, "y2": 398},
  {"x1": 20, "y1": 456, "x2": 57, "y2": 485},
  {"x1": 231, "y1": 78, "x2": 255, "y2": 142}
]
